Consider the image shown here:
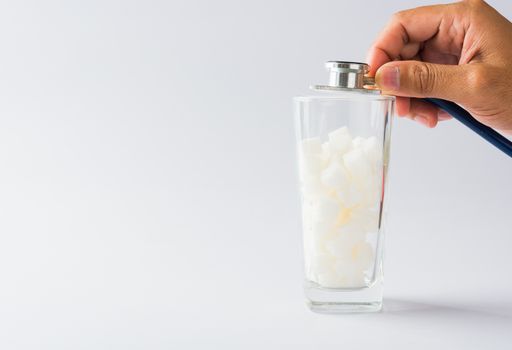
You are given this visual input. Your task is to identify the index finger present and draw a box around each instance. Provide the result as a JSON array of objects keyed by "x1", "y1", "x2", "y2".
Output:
[{"x1": 366, "y1": 4, "x2": 451, "y2": 75}]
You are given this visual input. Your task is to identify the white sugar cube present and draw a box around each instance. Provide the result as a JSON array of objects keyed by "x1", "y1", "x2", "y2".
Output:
[
  {"x1": 337, "y1": 184, "x2": 363, "y2": 208},
  {"x1": 320, "y1": 161, "x2": 349, "y2": 190},
  {"x1": 334, "y1": 258, "x2": 358, "y2": 277},
  {"x1": 299, "y1": 162, "x2": 321, "y2": 183},
  {"x1": 310, "y1": 253, "x2": 334, "y2": 276},
  {"x1": 340, "y1": 221, "x2": 367, "y2": 237},
  {"x1": 336, "y1": 257, "x2": 369, "y2": 286},
  {"x1": 362, "y1": 136, "x2": 380, "y2": 164},
  {"x1": 345, "y1": 270, "x2": 367, "y2": 288},
  {"x1": 352, "y1": 136, "x2": 365, "y2": 149},
  {"x1": 343, "y1": 148, "x2": 371, "y2": 181},
  {"x1": 312, "y1": 218, "x2": 332, "y2": 238},
  {"x1": 324, "y1": 228, "x2": 363, "y2": 260},
  {"x1": 333, "y1": 260, "x2": 367, "y2": 288},
  {"x1": 349, "y1": 272, "x2": 367, "y2": 288},
  {"x1": 301, "y1": 178, "x2": 326, "y2": 200},
  {"x1": 317, "y1": 270, "x2": 343, "y2": 288},
  {"x1": 324, "y1": 235, "x2": 346, "y2": 259},
  {"x1": 363, "y1": 174, "x2": 382, "y2": 205},
  {"x1": 352, "y1": 241, "x2": 375, "y2": 270},
  {"x1": 349, "y1": 207, "x2": 380, "y2": 232},
  {"x1": 328, "y1": 127, "x2": 352, "y2": 154},
  {"x1": 321, "y1": 142, "x2": 331, "y2": 163},
  {"x1": 301, "y1": 200, "x2": 314, "y2": 228},
  {"x1": 312, "y1": 196, "x2": 340, "y2": 223}
]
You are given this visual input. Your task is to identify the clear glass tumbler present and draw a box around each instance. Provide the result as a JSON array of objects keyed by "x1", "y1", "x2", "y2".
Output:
[{"x1": 294, "y1": 64, "x2": 394, "y2": 312}]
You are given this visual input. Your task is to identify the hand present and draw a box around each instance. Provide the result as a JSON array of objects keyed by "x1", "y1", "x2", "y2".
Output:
[{"x1": 366, "y1": 0, "x2": 512, "y2": 134}]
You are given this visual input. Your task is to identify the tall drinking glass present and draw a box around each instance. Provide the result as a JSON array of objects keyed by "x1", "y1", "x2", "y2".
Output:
[{"x1": 294, "y1": 70, "x2": 394, "y2": 312}]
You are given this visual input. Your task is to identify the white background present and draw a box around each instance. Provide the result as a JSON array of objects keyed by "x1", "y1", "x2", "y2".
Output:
[{"x1": 0, "y1": 0, "x2": 511, "y2": 348}]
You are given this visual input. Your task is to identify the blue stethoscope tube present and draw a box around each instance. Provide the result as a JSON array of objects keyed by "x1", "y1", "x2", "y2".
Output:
[{"x1": 424, "y1": 98, "x2": 512, "y2": 158}]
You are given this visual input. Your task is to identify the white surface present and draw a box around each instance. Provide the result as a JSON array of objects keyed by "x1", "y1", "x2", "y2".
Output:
[{"x1": 0, "y1": 0, "x2": 511, "y2": 349}]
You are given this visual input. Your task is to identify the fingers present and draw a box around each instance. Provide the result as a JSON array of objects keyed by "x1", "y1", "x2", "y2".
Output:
[
  {"x1": 375, "y1": 60, "x2": 470, "y2": 103},
  {"x1": 396, "y1": 97, "x2": 452, "y2": 128},
  {"x1": 366, "y1": 3, "x2": 455, "y2": 75},
  {"x1": 437, "y1": 110, "x2": 452, "y2": 121},
  {"x1": 365, "y1": 3, "x2": 470, "y2": 129},
  {"x1": 395, "y1": 96, "x2": 410, "y2": 116},
  {"x1": 403, "y1": 98, "x2": 438, "y2": 128}
]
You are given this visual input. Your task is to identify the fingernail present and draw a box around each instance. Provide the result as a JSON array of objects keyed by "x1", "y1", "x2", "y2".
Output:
[
  {"x1": 414, "y1": 115, "x2": 430, "y2": 127},
  {"x1": 376, "y1": 66, "x2": 400, "y2": 91},
  {"x1": 438, "y1": 111, "x2": 452, "y2": 121}
]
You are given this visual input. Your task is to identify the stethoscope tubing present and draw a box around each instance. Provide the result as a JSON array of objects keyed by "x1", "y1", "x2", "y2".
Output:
[{"x1": 424, "y1": 98, "x2": 512, "y2": 158}]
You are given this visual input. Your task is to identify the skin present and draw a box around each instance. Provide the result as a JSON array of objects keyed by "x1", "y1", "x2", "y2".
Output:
[{"x1": 366, "y1": 0, "x2": 512, "y2": 134}]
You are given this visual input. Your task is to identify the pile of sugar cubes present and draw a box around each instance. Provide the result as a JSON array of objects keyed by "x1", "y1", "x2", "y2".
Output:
[{"x1": 299, "y1": 126, "x2": 383, "y2": 289}]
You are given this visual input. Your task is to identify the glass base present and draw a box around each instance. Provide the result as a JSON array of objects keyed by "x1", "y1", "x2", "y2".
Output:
[
  {"x1": 308, "y1": 301, "x2": 382, "y2": 313},
  {"x1": 305, "y1": 279, "x2": 383, "y2": 313}
]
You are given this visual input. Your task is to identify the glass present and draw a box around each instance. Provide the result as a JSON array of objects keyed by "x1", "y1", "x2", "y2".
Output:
[{"x1": 294, "y1": 90, "x2": 394, "y2": 313}]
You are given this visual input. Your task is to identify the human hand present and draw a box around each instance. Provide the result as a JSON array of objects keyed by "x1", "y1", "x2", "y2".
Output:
[{"x1": 367, "y1": 0, "x2": 512, "y2": 134}]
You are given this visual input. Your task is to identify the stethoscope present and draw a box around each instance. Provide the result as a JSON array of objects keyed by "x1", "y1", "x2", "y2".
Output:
[{"x1": 316, "y1": 61, "x2": 512, "y2": 158}]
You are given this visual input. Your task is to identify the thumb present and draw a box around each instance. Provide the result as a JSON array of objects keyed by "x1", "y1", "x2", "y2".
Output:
[{"x1": 375, "y1": 61, "x2": 470, "y2": 102}]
